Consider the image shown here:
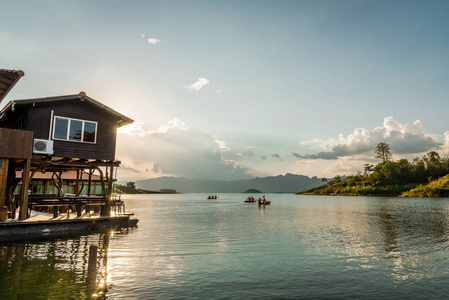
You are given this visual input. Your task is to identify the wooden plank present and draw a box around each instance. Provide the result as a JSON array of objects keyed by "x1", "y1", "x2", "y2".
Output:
[
  {"x1": 0, "y1": 81, "x2": 10, "y2": 90},
  {"x1": 0, "y1": 128, "x2": 33, "y2": 159},
  {"x1": 0, "y1": 75, "x2": 13, "y2": 85}
]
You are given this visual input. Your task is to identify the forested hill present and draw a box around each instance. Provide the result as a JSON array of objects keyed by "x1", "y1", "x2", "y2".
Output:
[
  {"x1": 300, "y1": 149, "x2": 449, "y2": 197},
  {"x1": 135, "y1": 173, "x2": 323, "y2": 193}
]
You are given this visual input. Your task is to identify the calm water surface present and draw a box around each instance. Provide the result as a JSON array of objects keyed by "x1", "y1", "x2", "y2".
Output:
[{"x1": 2, "y1": 194, "x2": 449, "y2": 299}]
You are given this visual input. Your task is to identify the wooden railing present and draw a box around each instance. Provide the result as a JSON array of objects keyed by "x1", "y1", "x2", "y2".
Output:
[{"x1": 27, "y1": 194, "x2": 106, "y2": 218}]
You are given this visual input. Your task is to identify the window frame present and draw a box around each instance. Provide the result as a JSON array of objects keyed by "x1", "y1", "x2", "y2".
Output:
[{"x1": 52, "y1": 116, "x2": 98, "y2": 144}]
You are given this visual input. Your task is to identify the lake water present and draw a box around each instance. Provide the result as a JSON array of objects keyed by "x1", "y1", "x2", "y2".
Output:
[{"x1": 2, "y1": 193, "x2": 449, "y2": 299}]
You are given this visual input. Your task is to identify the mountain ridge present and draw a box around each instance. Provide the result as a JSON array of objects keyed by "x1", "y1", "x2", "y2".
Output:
[{"x1": 135, "y1": 173, "x2": 324, "y2": 193}]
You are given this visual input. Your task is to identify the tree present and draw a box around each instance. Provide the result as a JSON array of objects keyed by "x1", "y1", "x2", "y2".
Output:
[
  {"x1": 333, "y1": 175, "x2": 342, "y2": 183},
  {"x1": 363, "y1": 164, "x2": 374, "y2": 175},
  {"x1": 321, "y1": 177, "x2": 328, "y2": 184},
  {"x1": 126, "y1": 182, "x2": 136, "y2": 189},
  {"x1": 375, "y1": 142, "x2": 392, "y2": 163},
  {"x1": 427, "y1": 151, "x2": 441, "y2": 163}
]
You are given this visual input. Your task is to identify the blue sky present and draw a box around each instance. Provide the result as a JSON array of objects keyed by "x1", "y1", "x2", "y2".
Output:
[{"x1": 1, "y1": 0, "x2": 449, "y2": 181}]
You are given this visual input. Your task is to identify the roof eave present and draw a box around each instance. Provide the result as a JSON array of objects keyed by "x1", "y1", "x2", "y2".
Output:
[
  {"x1": 0, "y1": 69, "x2": 25, "y2": 104},
  {"x1": 3, "y1": 92, "x2": 134, "y2": 126}
]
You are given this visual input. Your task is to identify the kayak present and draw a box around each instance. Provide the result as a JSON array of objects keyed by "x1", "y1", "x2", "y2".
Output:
[
  {"x1": 244, "y1": 200, "x2": 257, "y2": 203},
  {"x1": 258, "y1": 201, "x2": 271, "y2": 205}
]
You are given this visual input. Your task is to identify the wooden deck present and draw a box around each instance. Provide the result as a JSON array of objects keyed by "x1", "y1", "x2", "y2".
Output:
[{"x1": 0, "y1": 209, "x2": 137, "y2": 240}]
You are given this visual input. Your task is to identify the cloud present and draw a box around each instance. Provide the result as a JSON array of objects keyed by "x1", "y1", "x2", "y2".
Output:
[
  {"x1": 216, "y1": 89, "x2": 222, "y2": 93},
  {"x1": 116, "y1": 119, "x2": 251, "y2": 181},
  {"x1": 215, "y1": 139, "x2": 230, "y2": 152},
  {"x1": 185, "y1": 77, "x2": 210, "y2": 91},
  {"x1": 240, "y1": 150, "x2": 255, "y2": 157},
  {"x1": 118, "y1": 118, "x2": 186, "y2": 136},
  {"x1": 148, "y1": 38, "x2": 160, "y2": 44},
  {"x1": 272, "y1": 153, "x2": 281, "y2": 158},
  {"x1": 296, "y1": 116, "x2": 441, "y2": 160}
]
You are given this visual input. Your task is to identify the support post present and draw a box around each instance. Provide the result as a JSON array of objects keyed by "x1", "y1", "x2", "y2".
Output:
[
  {"x1": 0, "y1": 158, "x2": 7, "y2": 220},
  {"x1": 18, "y1": 159, "x2": 31, "y2": 220},
  {"x1": 96, "y1": 167, "x2": 109, "y2": 217},
  {"x1": 106, "y1": 165, "x2": 113, "y2": 216},
  {"x1": 75, "y1": 170, "x2": 80, "y2": 196},
  {"x1": 87, "y1": 169, "x2": 92, "y2": 196},
  {"x1": 0, "y1": 158, "x2": 9, "y2": 208}
]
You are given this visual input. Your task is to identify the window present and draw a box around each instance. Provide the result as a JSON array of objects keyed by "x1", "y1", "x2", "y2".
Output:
[
  {"x1": 69, "y1": 119, "x2": 83, "y2": 141},
  {"x1": 53, "y1": 116, "x2": 97, "y2": 143}
]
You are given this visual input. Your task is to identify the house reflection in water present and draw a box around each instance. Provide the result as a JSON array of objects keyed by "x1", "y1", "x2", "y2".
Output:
[{"x1": 0, "y1": 229, "x2": 134, "y2": 298}]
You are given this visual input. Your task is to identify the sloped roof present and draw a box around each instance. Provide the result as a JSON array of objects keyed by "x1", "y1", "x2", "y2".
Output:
[
  {"x1": 0, "y1": 69, "x2": 24, "y2": 104},
  {"x1": 0, "y1": 91, "x2": 133, "y2": 127}
]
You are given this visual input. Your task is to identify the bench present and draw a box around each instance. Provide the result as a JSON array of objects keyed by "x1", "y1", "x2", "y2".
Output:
[{"x1": 28, "y1": 195, "x2": 106, "y2": 218}]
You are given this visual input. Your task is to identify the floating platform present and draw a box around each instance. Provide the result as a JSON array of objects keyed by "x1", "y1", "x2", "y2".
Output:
[{"x1": 0, "y1": 211, "x2": 138, "y2": 241}]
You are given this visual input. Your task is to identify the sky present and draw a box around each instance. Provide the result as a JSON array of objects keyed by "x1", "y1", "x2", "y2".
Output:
[{"x1": 1, "y1": 0, "x2": 449, "y2": 181}]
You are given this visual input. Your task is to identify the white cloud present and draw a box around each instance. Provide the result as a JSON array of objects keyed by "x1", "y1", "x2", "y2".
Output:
[
  {"x1": 148, "y1": 38, "x2": 160, "y2": 44},
  {"x1": 116, "y1": 119, "x2": 251, "y2": 181},
  {"x1": 141, "y1": 33, "x2": 145, "y2": 38},
  {"x1": 115, "y1": 116, "x2": 448, "y2": 181},
  {"x1": 296, "y1": 116, "x2": 441, "y2": 160},
  {"x1": 118, "y1": 118, "x2": 186, "y2": 136},
  {"x1": 216, "y1": 89, "x2": 222, "y2": 93},
  {"x1": 185, "y1": 77, "x2": 210, "y2": 91},
  {"x1": 215, "y1": 139, "x2": 230, "y2": 152}
]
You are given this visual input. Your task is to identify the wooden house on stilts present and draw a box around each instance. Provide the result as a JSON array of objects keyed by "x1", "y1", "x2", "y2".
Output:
[{"x1": 0, "y1": 68, "x2": 137, "y2": 236}]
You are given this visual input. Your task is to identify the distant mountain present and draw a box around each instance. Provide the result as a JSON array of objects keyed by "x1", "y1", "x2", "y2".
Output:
[{"x1": 135, "y1": 173, "x2": 324, "y2": 193}]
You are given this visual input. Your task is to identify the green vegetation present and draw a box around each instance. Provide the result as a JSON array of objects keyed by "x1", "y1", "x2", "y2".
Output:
[
  {"x1": 244, "y1": 188, "x2": 262, "y2": 193},
  {"x1": 299, "y1": 143, "x2": 449, "y2": 198},
  {"x1": 401, "y1": 175, "x2": 449, "y2": 198},
  {"x1": 114, "y1": 182, "x2": 178, "y2": 194}
]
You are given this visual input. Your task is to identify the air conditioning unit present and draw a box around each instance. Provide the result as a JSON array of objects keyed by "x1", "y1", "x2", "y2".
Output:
[{"x1": 33, "y1": 139, "x2": 54, "y2": 155}]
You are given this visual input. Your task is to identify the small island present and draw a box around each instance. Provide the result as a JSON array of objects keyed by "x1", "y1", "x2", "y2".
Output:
[
  {"x1": 244, "y1": 188, "x2": 262, "y2": 193},
  {"x1": 299, "y1": 143, "x2": 449, "y2": 198},
  {"x1": 114, "y1": 182, "x2": 178, "y2": 194}
]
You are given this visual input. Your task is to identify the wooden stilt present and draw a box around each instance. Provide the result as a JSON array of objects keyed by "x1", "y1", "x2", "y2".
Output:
[
  {"x1": 106, "y1": 165, "x2": 113, "y2": 216},
  {"x1": 18, "y1": 159, "x2": 30, "y2": 220},
  {"x1": 0, "y1": 158, "x2": 8, "y2": 221},
  {"x1": 96, "y1": 167, "x2": 108, "y2": 216},
  {"x1": 75, "y1": 170, "x2": 80, "y2": 196},
  {"x1": 0, "y1": 158, "x2": 9, "y2": 208},
  {"x1": 87, "y1": 169, "x2": 92, "y2": 196}
]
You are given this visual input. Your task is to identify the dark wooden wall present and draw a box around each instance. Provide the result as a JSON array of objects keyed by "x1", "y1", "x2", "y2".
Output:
[
  {"x1": 24, "y1": 100, "x2": 119, "y2": 161},
  {"x1": 0, "y1": 128, "x2": 33, "y2": 159}
]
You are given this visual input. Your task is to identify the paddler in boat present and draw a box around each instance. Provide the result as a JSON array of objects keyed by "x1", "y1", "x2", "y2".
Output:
[
  {"x1": 262, "y1": 196, "x2": 266, "y2": 204},
  {"x1": 258, "y1": 198, "x2": 262, "y2": 204}
]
